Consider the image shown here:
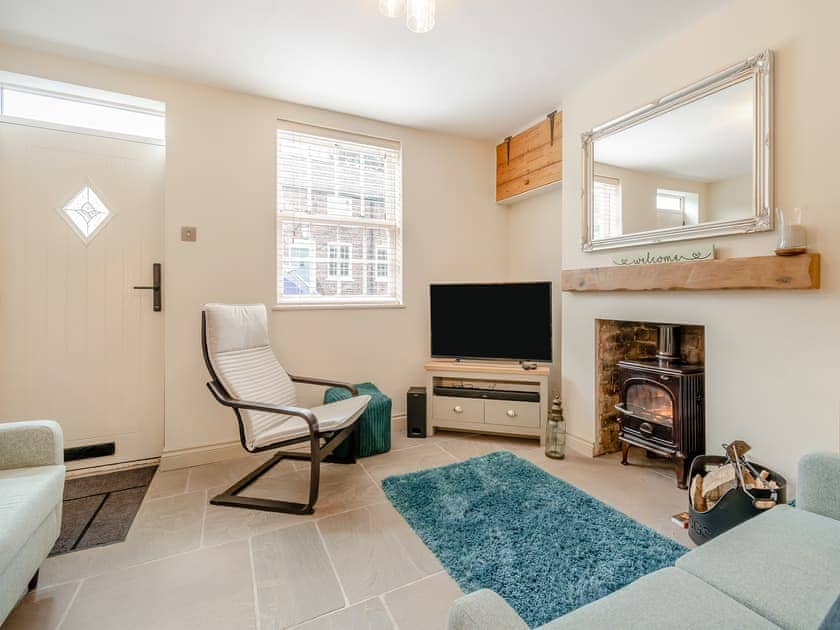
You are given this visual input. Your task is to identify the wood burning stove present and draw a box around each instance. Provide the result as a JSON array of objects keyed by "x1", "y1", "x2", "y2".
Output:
[{"x1": 615, "y1": 325, "x2": 705, "y2": 488}]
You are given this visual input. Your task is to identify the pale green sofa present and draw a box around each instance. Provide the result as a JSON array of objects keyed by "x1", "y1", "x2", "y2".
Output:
[
  {"x1": 0, "y1": 421, "x2": 65, "y2": 624},
  {"x1": 448, "y1": 453, "x2": 840, "y2": 630}
]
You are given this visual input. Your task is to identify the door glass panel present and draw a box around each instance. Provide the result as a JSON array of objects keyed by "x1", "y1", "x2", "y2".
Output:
[{"x1": 625, "y1": 383, "x2": 673, "y2": 426}]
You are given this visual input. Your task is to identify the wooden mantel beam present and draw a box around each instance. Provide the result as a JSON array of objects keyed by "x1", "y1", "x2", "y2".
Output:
[{"x1": 561, "y1": 254, "x2": 821, "y2": 292}]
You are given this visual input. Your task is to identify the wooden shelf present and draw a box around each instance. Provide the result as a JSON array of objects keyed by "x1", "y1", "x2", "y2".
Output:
[
  {"x1": 496, "y1": 113, "x2": 562, "y2": 202},
  {"x1": 561, "y1": 254, "x2": 821, "y2": 292}
]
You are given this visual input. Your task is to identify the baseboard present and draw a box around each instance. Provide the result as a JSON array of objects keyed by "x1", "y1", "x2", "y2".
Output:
[
  {"x1": 566, "y1": 433, "x2": 595, "y2": 457},
  {"x1": 161, "y1": 412, "x2": 409, "y2": 472},
  {"x1": 65, "y1": 457, "x2": 161, "y2": 479}
]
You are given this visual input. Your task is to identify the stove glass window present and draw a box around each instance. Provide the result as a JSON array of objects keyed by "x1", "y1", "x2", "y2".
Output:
[{"x1": 625, "y1": 383, "x2": 673, "y2": 426}]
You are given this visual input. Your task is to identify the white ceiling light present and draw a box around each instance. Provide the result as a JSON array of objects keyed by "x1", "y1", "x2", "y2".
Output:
[
  {"x1": 378, "y1": 0, "x2": 406, "y2": 19},
  {"x1": 406, "y1": 0, "x2": 436, "y2": 33}
]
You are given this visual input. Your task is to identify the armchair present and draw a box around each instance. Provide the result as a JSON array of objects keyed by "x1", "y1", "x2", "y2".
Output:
[{"x1": 201, "y1": 303, "x2": 370, "y2": 514}]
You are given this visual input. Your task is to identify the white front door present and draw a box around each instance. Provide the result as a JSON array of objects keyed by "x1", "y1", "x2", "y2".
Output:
[{"x1": 0, "y1": 122, "x2": 165, "y2": 468}]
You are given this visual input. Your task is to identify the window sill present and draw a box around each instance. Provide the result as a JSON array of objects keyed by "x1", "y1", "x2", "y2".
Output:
[{"x1": 273, "y1": 302, "x2": 405, "y2": 312}]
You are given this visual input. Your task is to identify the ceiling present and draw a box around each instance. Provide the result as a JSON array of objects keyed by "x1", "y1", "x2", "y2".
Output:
[
  {"x1": 595, "y1": 78, "x2": 754, "y2": 182},
  {"x1": 0, "y1": 0, "x2": 729, "y2": 139}
]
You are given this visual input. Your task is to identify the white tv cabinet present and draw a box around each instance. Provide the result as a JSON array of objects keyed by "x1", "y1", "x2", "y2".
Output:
[{"x1": 424, "y1": 360, "x2": 550, "y2": 445}]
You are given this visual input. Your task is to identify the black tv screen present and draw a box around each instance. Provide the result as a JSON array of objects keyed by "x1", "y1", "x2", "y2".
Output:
[{"x1": 430, "y1": 282, "x2": 552, "y2": 362}]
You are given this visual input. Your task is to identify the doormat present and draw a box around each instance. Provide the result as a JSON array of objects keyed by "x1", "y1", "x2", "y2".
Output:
[
  {"x1": 382, "y1": 451, "x2": 686, "y2": 628},
  {"x1": 50, "y1": 465, "x2": 157, "y2": 556}
]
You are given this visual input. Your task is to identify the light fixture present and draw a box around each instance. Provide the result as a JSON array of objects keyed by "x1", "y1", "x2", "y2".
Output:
[
  {"x1": 378, "y1": 0, "x2": 405, "y2": 18},
  {"x1": 406, "y1": 0, "x2": 435, "y2": 33}
]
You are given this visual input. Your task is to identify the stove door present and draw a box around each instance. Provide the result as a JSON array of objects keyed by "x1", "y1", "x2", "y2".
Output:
[{"x1": 618, "y1": 378, "x2": 675, "y2": 444}]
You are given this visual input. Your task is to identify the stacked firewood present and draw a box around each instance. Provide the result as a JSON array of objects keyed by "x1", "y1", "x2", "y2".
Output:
[{"x1": 690, "y1": 440, "x2": 780, "y2": 512}]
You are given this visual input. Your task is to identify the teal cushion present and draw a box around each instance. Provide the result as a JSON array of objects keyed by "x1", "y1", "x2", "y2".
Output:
[
  {"x1": 677, "y1": 505, "x2": 840, "y2": 629},
  {"x1": 541, "y1": 568, "x2": 776, "y2": 629},
  {"x1": 798, "y1": 452, "x2": 840, "y2": 521},
  {"x1": 325, "y1": 382, "x2": 391, "y2": 458}
]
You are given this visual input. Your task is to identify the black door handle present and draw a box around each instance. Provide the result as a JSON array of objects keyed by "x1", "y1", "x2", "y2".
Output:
[{"x1": 133, "y1": 263, "x2": 161, "y2": 312}]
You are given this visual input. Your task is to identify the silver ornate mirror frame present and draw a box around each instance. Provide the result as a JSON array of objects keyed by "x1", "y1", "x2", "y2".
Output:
[{"x1": 581, "y1": 50, "x2": 773, "y2": 252}]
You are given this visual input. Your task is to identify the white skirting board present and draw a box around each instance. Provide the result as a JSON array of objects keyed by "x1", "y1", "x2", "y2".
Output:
[
  {"x1": 565, "y1": 432, "x2": 595, "y2": 457},
  {"x1": 160, "y1": 413, "x2": 407, "y2": 471}
]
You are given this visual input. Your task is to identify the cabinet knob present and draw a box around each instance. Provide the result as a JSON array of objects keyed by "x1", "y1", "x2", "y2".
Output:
[
  {"x1": 506, "y1": 409, "x2": 517, "y2": 418},
  {"x1": 453, "y1": 405, "x2": 463, "y2": 413}
]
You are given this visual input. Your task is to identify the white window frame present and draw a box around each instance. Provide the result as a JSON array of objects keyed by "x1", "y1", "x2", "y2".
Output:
[
  {"x1": 327, "y1": 242, "x2": 353, "y2": 280},
  {"x1": 593, "y1": 175, "x2": 622, "y2": 241},
  {"x1": 275, "y1": 121, "x2": 404, "y2": 310},
  {"x1": 0, "y1": 71, "x2": 166, "y2": 145}
]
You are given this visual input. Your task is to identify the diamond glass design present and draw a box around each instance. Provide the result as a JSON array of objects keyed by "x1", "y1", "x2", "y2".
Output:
[{"x1": 60, "y1": 186, "x2": 112, "y2": 243}]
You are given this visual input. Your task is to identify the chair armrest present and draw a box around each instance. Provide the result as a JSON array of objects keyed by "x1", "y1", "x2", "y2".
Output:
[
  {"x1": 289, "y1": 375, "x2": 358, "y2": 396},
  {"x1": 0, "y1": 420, "x2": 64, "y2": 470},
  {"x1": 206, "y1": 381, "x2": 317, "y2": 430},
  {"x1": 447, "y1": 590, "x2": 529, "y2": 630},
  {"x1": 797, "y1": 452, "x2": 840, "y2": 521}
]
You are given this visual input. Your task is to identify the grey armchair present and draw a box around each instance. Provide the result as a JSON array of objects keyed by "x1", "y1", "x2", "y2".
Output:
[{"x1": 201, "y1": 303, "x2": 370, "y2": 514}]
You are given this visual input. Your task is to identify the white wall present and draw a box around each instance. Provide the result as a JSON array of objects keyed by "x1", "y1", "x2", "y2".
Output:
[
  {"x1": 552, "y1": 0, "x2": 840, "y2": 484},
  {"x1": 0, "y1": 43, "x2": 509, "y2": 461},
  {"x1": 505, "y1": 187, "x2": 563, "y2": 393}
]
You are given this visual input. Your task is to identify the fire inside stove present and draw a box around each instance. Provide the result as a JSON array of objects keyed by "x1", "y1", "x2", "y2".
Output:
[{"x1": 625, "y1": 383, "x2": 674, "y2": 425}]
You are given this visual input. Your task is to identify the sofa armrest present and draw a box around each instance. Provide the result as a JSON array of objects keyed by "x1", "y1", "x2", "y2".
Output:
[
  {"x1": 0, "y1": 420, "x2": 64, "y2": 470},
  {"x1": 797, "y1": 452, "x2": 840, "y2": 521},
  {"x1": 447, "y1": 590, "x2": 529, "y2": 630}
]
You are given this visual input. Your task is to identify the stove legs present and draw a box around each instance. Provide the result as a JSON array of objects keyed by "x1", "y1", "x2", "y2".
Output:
[
  {"x1": 675, "y1": 456, "x2": 689, "y2": 490},
  {"x1": 620, "y1": 441, "x2": 630, "y2": 465}
]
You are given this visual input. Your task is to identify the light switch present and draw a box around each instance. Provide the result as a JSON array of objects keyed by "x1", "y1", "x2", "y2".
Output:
[{"x1": 181, "y1": 226, "x2": 197, "y2": 242}]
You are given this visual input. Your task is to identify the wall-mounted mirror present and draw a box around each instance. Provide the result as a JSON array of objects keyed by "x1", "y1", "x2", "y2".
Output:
[{"x1": 582, "y1": 51, "x2": 773, "y2": 251}]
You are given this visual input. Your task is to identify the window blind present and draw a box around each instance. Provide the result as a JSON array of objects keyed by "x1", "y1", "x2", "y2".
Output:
[
  {"x1": 276, "y1": 125, "x2": 403, "y2": 305},
  {"x1": 593, "y1": 176, "x2": 622, "y2": 240}
]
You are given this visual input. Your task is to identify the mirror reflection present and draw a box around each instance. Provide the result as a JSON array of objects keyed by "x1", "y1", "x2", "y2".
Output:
[{"x1": 592, "y1": 78, "x2": 754, "y2": 241}]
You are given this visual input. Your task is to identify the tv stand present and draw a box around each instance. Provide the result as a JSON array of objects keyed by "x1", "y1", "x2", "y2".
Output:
[{"x1": 424, "y1": 360, "x2": 549, "y2": 445}]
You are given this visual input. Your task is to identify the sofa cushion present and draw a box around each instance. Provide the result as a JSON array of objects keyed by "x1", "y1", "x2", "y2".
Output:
[
  {"x1": 677, "y1": 505, "x2": 840, "y2": 629},
  {"x1": 541, "y1": 567, "x2": 778, "y2": 629},
  {"x1": 0, "y1": 465, "x2": 64, "y2": 574}
]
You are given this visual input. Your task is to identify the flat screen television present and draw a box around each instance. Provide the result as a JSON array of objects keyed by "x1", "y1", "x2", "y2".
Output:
[{"x1": 430, "y1": 282, "x2": 552, "y2": 362}]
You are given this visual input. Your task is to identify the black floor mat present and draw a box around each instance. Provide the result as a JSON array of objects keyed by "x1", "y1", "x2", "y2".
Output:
[{"x1": 50, "y1": 465, "x2": 157, "y2": 556}]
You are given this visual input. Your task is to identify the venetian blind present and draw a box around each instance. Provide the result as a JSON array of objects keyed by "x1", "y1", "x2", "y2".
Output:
[{"x1": 276, "y1": 124, "x2": 403, "y2": 306}]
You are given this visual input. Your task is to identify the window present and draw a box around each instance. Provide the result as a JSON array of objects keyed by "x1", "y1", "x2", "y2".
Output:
[
  {"x1": 376, "y1": 247, "x2": 389, "y2": 281},
  {"x1": 593, "y1": 176, "x2": 622, "y2": 240},
  {"x1": 327, "y1": 243, "x2": 352, "y2": 280},
  {"x1": 276, "y1": 123, "x2": 403, "y2": 306},
  {"x1": 0, "y1": 71, "x2": 165, "y2": 143},
  {"x1": 656, "y1": 189, "x2": 700, "y2": 228}
]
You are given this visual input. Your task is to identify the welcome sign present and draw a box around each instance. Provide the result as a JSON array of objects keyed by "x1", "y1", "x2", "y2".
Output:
[{"x1": 611, "y1": 244, "x2": 715, "y2": 266}]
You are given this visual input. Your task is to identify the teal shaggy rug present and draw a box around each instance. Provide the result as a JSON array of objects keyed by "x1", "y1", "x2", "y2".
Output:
[{"x1": 382, "y1": 451, "x2": 686, "y2": 628}]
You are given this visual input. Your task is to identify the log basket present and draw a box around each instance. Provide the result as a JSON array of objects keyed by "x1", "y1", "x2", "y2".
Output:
[{"x1": 688, "y1": 455, "x2": 787, "y2": 545}]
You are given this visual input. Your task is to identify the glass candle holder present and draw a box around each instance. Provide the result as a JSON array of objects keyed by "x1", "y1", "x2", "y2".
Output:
[
  {"x1": 545, "y1": 394, "x2": 566, "y2": 459},
  {"x1": 776, "y1": 207, "x2": 808, "y2": 255}
]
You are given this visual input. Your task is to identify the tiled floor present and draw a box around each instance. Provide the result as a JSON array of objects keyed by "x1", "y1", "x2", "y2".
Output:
[{"x1": 3, "y1": 426, "x2": 691, "y2": 630}]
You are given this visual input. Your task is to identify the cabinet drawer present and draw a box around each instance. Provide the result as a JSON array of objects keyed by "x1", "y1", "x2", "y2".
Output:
[
  {"x1": 485, "y1": 400, "x2": 540, "y2": 428},
  {"x1": 433, "y1": 396, "x2": 484, "y2": 423}
]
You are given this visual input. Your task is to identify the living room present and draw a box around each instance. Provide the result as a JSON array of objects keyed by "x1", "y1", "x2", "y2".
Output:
[{"x1": 1, "y1": 0, "x2": 839, "y2": 628}]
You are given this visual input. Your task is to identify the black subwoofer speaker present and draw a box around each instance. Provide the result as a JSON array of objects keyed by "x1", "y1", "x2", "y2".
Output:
[{"x1": 406, "y1": 386, "x2": 427, "y2": 438}]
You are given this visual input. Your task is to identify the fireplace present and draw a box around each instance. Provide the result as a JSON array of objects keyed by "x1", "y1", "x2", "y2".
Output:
[{"x1": 616, "y1": 324, "x2": 705, "y2": 489}]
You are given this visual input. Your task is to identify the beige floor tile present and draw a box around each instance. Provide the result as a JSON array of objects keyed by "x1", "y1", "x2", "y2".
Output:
[
  {"x1": 252, "y1": 523, "x2": 345, "y2": 629},
  {"x1": 383, "y1": 572, "x2": 463, "y2": 630},
  {"x1": 294, "y1": 598, "x2": 393, "y2": 630},
  {"x1": 40, "y1": 490, "x2": 206, "y2": 586},
  {"x1": 201, "y1": 464, "x2": 386, "y2": 547},
  {"x1": 318, "y1": 502, "x2": 441, "y2": 604},
  {"x1": 186, "y1": 452, "x2": 293, "y2": 492},
  {"x1": 361, "y1": 443, "x2": 455, "y2": 483},
  {"x1": 145, "y1": 468, "x2": 190, "y2": 500},
  {"x1": 60, "y1": 541, "x2": 256, "y2": 630},
  {"x1": 1, "y1": 581, "x2": 79, "y2": 630},
  {"x1": 434, "y1": 431, "x2": 540, "y2": 461}
]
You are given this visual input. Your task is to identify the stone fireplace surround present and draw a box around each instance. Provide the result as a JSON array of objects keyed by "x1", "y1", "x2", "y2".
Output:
[{"x1": 595, "y1": 320, "x2": 705, "y2": 456}]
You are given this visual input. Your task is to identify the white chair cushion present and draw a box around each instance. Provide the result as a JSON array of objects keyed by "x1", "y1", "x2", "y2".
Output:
[
  {"x1": 0, "y1": 465, "x2": 65, "y2": 575},
  {"x1": 205, "y1": 303, "x2": 271, "y2": 355},
  {"x1": 252, "y1": 394, "x2": 371, "y2": 449}
]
